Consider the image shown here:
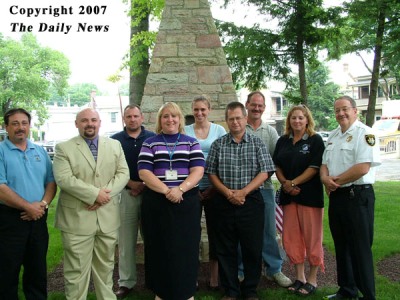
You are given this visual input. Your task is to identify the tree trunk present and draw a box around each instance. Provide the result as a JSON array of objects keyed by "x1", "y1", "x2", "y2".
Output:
[
  {"x1": 366, "y1": 2, "x2": 386, "y2": 127},
  {"x1": 129, "y1": 2, "x2": 150, "y2": 106},
  {"x1": 296, "y1": 1, "x2": 308, "y2": 105}
]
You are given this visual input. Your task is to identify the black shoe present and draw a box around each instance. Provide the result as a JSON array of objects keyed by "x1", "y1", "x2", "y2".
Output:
[{"x1": 115, "y1": 286, "x2": 133, "y2": 298}]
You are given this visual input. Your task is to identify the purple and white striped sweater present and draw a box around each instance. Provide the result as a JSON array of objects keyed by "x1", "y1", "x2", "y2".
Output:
[{"x1": 138, "y1": 133, "x2": 205, "y2": 187}]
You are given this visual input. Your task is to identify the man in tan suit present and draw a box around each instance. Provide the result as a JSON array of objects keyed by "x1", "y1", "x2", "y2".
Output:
[{"x1": 53, "y1": 108, "x2": 129, "y2": 300}]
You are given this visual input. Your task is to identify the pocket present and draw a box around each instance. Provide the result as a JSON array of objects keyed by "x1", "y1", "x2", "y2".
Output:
[
  {"x1": 60, "y1": 197, "x2": 77, "y2": 208},
  {"x1": 340, "y1": 143, "x2": 354, "y2": 151}
]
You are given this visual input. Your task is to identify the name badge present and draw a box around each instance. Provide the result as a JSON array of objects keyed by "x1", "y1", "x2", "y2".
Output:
[{"x1": 165, "y1": 169, "x2": 178, "y2": 180}]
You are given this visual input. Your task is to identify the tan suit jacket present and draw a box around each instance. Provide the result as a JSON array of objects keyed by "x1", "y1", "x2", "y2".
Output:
[{"x1": 53, "y1": 135, "x2": 129, "y2": 235}]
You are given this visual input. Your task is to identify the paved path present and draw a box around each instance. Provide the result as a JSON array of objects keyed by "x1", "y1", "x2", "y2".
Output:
[{"x1": 376, "y1": 157, "x2": 400, "y2": 181}]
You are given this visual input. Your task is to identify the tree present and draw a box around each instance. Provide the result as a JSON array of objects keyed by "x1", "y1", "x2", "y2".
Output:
[
  {"x1": 283, "y1": 61, "x2": 340, "y2": 130},
  {"x1": 67, "y1": 83, "x2": 100, "y2": 107},
  {"x1": 125, "y1": 0, "x2": 164, "y2": 105},
  {"x1": 217, "y1": 0, "x2": 342, "y2": 105},
  {"x1": 48, "y1": 83, "x2": 101, "y2": 107},
  {"x1": 0, "y1": 33, "x2": 70, "y2": 125},
  {"x1": 327, "y1": 0, "x2": 400, "y2": 126}
]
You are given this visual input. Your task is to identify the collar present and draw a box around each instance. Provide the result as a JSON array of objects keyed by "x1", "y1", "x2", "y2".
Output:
[
  {"x1": 85, "y1": 136, "x2": 99, "y2": 147},
  {"x1": 4, "y1": 138, "x2": 34, "y2": 151},
  {"x1": 246, "y1": 121, "x2": 269, "y2": 132},
  {"x1": 333, "y1": 120, "x2": 358, "y2": 137},
  {"x1": 289, "y1": 132, "x2": 309, "y2": 140},
  {"x1": 228, "y1": 131, "x2": 250, "y2": 144},
  {"x1": 123, "y1": 126, "x2": 145, "y2": 139}
]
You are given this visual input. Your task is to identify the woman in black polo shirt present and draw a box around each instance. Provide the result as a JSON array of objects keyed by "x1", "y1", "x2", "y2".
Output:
[{"x1": 273, "y1": 105, "x2": 325, "y2": 296}]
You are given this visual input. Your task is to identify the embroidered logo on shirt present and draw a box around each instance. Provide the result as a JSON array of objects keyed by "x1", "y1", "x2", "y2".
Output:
[
  {"x1": 346, "y1": 136, "x2": 353, "y2": 142},
  {"x1": 365, "y1": 134, "x2": 376, "y2": 146},
  {"x1": 300, "y1": 144, "x2": 310, "y2": 154}
]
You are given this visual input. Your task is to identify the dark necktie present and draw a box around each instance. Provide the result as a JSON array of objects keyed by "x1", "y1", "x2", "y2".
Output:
[{"x1": 89, "y1": 141, "x2": 97, "y2": 161}]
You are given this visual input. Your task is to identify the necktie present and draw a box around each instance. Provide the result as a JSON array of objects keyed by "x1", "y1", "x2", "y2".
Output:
[{"x1": 89, "y1": 141, "x2": 97, "y2": 161}]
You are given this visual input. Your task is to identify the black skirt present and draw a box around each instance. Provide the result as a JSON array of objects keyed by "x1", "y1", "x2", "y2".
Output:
[{"x1": 141, "y1": 187, "x2": 201, "y2": 300}]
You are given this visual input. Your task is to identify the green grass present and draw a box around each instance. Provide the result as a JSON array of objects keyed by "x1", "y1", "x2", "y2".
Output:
[
  {"x1": 47, "y1": 198, "x2": 63, "y2": 272},
  {"x1": 18, "y1": 182, "x2": 400, "y2": 299}
]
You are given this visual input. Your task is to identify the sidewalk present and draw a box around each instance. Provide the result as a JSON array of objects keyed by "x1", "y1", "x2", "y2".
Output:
[{"x1": 376, "y1": 157, "x2": 400, "y2": 181}]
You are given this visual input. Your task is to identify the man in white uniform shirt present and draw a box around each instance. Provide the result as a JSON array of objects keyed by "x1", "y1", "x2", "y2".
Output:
[{"x1": 320, "y1": 96, "x2": 380, "y2": 300}]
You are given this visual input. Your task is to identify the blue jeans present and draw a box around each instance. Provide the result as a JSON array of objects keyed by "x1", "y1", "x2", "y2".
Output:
[{"x1": 238, "y1": 189, "x2": 283, "y2": 277}]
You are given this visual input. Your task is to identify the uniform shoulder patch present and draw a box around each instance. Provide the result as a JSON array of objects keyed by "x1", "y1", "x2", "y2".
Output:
[{"x1": 365, "y1": 134, "x2": 376, "y2": 146}]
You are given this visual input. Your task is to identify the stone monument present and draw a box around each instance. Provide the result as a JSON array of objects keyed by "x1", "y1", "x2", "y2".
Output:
[{"x1": 141, "y1": 0, "x2": 238, "y2": 127}]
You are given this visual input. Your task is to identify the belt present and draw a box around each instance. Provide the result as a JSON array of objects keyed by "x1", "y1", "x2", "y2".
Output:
[{"x1": 338, "y1": 184, "x2": 372, "y2": 191}]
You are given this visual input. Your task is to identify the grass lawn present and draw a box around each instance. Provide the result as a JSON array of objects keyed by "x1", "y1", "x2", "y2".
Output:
[{"x1": 18, "y1": 181, "x2": 399, "y2": 299}]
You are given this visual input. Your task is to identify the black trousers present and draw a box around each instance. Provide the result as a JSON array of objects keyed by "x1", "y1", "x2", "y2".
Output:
[
  {"x1": 0, "y1": 205, "x2": 48, "y2": 300},
  {"x1": 214, "y1": 190, "x2": 264, "y2": 298},
  {"x1": 329, "y1": 185, "x2": 376, "y2": 300}
]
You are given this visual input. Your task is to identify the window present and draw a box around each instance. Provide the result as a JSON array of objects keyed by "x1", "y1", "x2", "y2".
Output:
[
  {"x1": 378, "y1": 86, "x2": 383, "y2": 98},
  {"x1": 359, "y1": 86, "x2": 369, "y2": 99},
  {"x1": 273, "y1": 96, "x2": 286, "y2": 112},
  {"x1": 111, "y1": 112, "x2": 117, "y2": 123}
]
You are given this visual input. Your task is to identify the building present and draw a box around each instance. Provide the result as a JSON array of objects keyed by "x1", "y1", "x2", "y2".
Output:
[
  {"x1": 39, "y1": 92, "x2": 129, "y2": 142},
  {"x1": 346, "y1": 75, "x2": 398, "y2": 120}
]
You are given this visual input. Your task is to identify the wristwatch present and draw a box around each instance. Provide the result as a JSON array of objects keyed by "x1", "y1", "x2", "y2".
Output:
[
  {"x1": 291, "y1": 181, "x2": 296, "y2": 187},
  {"x1": 41, "y1": 200, "x2": 49, "y2": 209}
]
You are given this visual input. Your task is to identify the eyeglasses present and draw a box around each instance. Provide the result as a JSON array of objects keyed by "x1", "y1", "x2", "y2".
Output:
[
  {"x1": 335, "y1": 107, "x2": 355, "y2": 114},
  {"x1": 227, "y1": 116, "x2": 245, "y2": 123}
]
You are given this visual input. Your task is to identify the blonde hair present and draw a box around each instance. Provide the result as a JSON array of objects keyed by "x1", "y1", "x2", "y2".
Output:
[
  {"x1": 155, "y1": 102, "x2": 185, "y2": 134},
  {"x1": 284, "y1": 105, "x2": 316, "y2": 136}
]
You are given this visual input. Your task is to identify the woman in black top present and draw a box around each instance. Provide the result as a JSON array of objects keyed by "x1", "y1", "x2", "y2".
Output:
[{"x1": 273, "y1": 105, "x2": 325, "y2": 296}]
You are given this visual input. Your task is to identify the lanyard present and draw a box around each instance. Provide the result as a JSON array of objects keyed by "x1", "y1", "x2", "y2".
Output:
[{"x1": 162, "y1": 133, "x2": 180, "y2": 170}]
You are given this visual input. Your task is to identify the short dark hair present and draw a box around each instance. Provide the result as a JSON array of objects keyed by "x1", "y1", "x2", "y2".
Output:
[
  {"x1": 124, "y1": 104, "x2": 142, "y2": 114},
  {"x1": 335, "y1": 95, "x2": 356, "y2": 108},
  {"x1": 4, "y1": 108, "x2": 31, "y2": 125},
  {"x1": 225, "y1": 101, "x2": 247, "y2": 120},
  {"x1": 246, "y1": 91, "x2": 266, "y2": 104}
]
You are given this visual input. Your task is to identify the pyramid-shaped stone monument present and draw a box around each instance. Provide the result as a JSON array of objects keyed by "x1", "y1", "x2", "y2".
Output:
[{"x1": 141, "y1": 0, "x2": 238, "y2": 127}]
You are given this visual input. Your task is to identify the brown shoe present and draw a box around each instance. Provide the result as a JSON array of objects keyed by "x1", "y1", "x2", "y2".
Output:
[
  {"x1": 221, "y1": 296, "x2": 237, "y2": 300},
  {"x1": 245, "y1": 298, "x2": 259, "y2": 300},
  {"x1": 115, "y1": 286, "x2": 133, "y2": 298}
]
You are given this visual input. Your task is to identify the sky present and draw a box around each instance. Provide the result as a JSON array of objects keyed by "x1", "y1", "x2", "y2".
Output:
[{"x1": 0, "y1": 0, "x2": 373, "y2": 95}]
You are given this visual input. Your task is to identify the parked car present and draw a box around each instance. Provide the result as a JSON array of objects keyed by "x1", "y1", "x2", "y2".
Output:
[
  {"x1": 42, "y1": 140, "x2": 67, "y2": 160},
  {"x1": 372, "y1": 118, "x2": 400, "y2": 136},
  {"x1": 372, "y1": 118, "x2": 400, "y2": 153},
  {"x1": 0, "y1": 129, "x2": 7, "y2": 141},
  {"x1": 42, "y1": 141, "x2": 57, "y2": 159},
  {"x1": 317, "y1": 131, "x2": 330, "y2": 145}
]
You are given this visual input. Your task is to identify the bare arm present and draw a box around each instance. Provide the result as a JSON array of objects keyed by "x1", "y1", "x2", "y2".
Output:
[
  {"x1": 208, "y1": 174, "x2": 233, "y2": 199},
  {"x1": 0, "y1": 183, "x2": 49, "y2": 221},
  {"x1": 21, "y1": 181, "x2": 57, "y2": 220},
  {"x1": 209, "y1": 172, "x2": 268, "y2": 206},
  {"x1": 0, "y1": 183, "x2": 34, "y2": 211},
  {"x1": 230, "y1": 172, "x2": 269, "y2": 205},
  {"x1": 168, "y1": 166, "x2": 204, "y2": 203},
  {"x1": 240, "y1": 172, "x2": 269, "y2": 196},
  {"x1": 41, "y1": 181, "x2": 57, "y2": 206},
  {"x1": 334, "y1": 162, "x2": 371, "y2": 186},
  {"x1": 320, "y1": 164, "x2": 340, "y2": 195},
  {"x1": 127, "y1": 180, "x2": 145, "y2": 196},
  {"x1": 139, "y1": 169, "x2": 170, "y2": 195}
]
